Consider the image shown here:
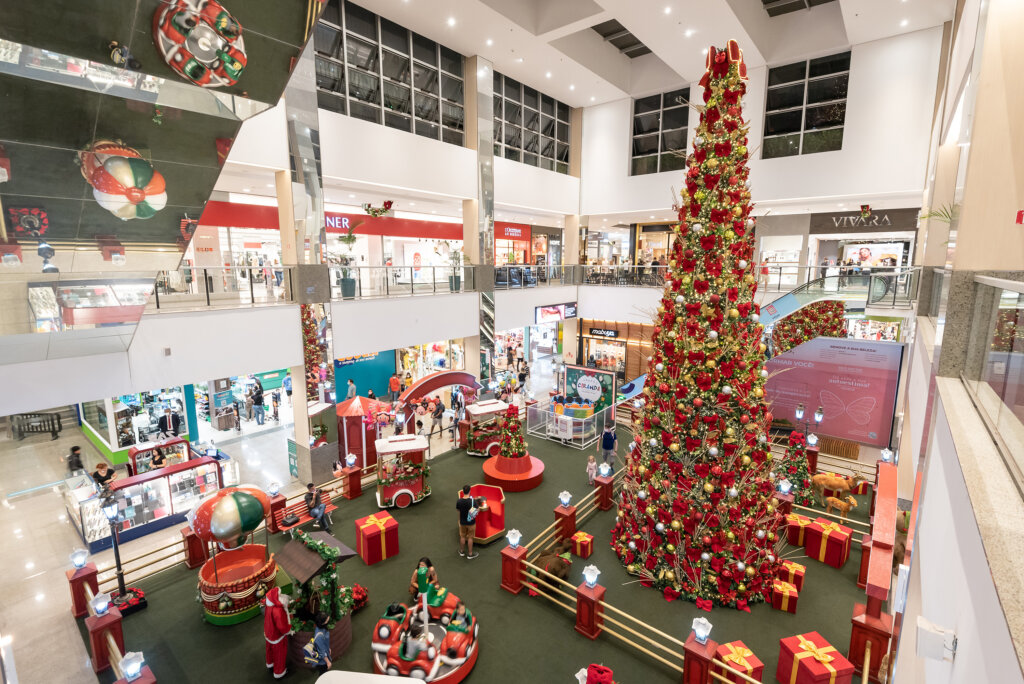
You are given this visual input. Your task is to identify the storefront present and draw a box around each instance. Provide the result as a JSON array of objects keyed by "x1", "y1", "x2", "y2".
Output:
[
  {"x1": 758, "y1": 234, "x2": 805, "y2": 287},
  {"x1": 635, "y1": 223, "x2": 675, "y2": 265},
  {"x1": 80, "y1": 387, "x2": 195, "y2": 464},
  {"x1": 28, "y1": 280, "x2": 154, "y2": 332},
  {"x1": 846, "y1": 315, "x2": 903, "y2": 341},
  {"x1": 397, "y1": 339, "x2": 466, "y2": 382},
  {"x1": 578, "y1": 319, "x2": 654, "y2": 380},
  {"x1": 495, "y1": 222, "x2": 531, "y2": 265},
  {"x1": 807, "y1": 208, "x2": 919, "y2": 271},
  {"x1": 586, "y1": 225, "x2": 631, "y2": 265},
  {"x1": 530, "y1": 225, "x2": 563, "y2": 268},
  {"x1": 495, "y1": 329, "x2": 524, "y2": 368}
]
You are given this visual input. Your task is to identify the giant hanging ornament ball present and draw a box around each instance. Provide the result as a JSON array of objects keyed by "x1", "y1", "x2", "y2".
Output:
[
  {"x1": 154, "y1": 0, "x2": 247, "y2": 88},
  {"x1": 78, "y1": 141, "x2": 167, "y2": 220},
  {"x1": 189, "y1": 486, "x2": 270, "y2": 549}
]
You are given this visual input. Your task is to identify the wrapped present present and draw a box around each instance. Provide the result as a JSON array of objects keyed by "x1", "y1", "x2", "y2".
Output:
[
  {"x1": 785, "y1": 513, "x2": 813, "y2": 547},
  {"x1": 851, "y1": 480, "x2": 871, "y2": 495},
  {"x1": 355, "y1": 512, "x2": 399, "y2": 565},
  {"x1": 571, "y1": 531, "x2": 594, "y2": 559},
  {"x1": 777, "y1": 559, "x2": 806, "y2": 591},
  {"x1": 776, "y1": 631, "x2": 854, "y2": 684},
  {"x1": 713, "y1": 640, "x2": 764, "y2": 683},
  {"x1": 805, "y1": 517, "x2": 853, "y2": 569},
  {"x1": 772, "y1": 580, "x2": 799, "y2": 613}
]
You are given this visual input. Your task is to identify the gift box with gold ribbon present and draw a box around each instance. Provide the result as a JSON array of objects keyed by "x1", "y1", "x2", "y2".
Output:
[
  {"x1": 777, "y1": 559, "x2": 806, "y2": 591},
  {"x1": 355, "y1": 511, "x2": 399, "y2": 565},
  {"x1": 570, "y1": 531, "x2": 594, "y2": 559},
  {"x1": 771, "y1": 579, "x2": 799, "y2": 614},
  {"x1": 804, "y1": 517, "x2": 853, "y2": 569},
  {"x1": 713, "y1": 639, "x2": 763, "y2": 683},
  {"x1": 785, "y1": 513, "x2": 814, "y2": 547},
  {"x1": 776, "y1": 631, "x2": 854, "y2": 684}
]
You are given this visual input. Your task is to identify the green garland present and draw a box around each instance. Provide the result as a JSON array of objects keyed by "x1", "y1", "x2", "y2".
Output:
[
  {"x1": 288, "y1": 529, "x2": 356, "y2": 631},
  {"x1": 379, "y1": 462, "x2": 429, "y2": 487}
]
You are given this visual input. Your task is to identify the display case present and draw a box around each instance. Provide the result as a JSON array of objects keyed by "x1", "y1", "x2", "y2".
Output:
[
  {"x1": 190, "y1": 444, "x2": 241, "y2": 488},
  {"x1": 128, "y1": 437, "x2": 189, "y2": 476},
  {"x1": 62, "y1": 474, "x2": 108, "y2": 553}
]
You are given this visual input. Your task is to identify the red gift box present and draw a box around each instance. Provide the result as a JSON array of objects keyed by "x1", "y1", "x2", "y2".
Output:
[
  {"x1": 821, "y1": 472, "x2": 870, "y2": 497},
  {"x1": 571, "y1": 531, "x2": 593, "y2": 559},
  {"x1": 804, "y1": 517, "x2": 853, "y2": 569},
  {"x1": 772, "y1": 580, "x2": 799, "y2": 614},
  {"x1": 777, "y1": 559, "x2": 806, "y2": 591},
  {"x1": 785, "y1": 513, "x2": 813, "y2": 547},
  {"x1": 713, "y1": 640, "x2": 763, "y2": 683},
  {"x1": 355, "y1": 512, "x2": 399, "y2": 565},
  {"x1": 851, "y1": 480, "x2": 871, "y2": 495},
  {"x1": 776, "y1": 631, "x2": 854, "y2": 684}
]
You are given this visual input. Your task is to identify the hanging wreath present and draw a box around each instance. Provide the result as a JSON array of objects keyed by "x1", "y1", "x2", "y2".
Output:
[{"x1": 363, "y1": 200, "x2": 393, "y2": 218}]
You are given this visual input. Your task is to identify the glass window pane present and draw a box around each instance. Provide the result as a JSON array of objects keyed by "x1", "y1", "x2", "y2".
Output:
[
  {"x1": 765, "y1": 109, "x2": 802, "y2": 136},
  {"x1": 662, "y1": 127, "x2": 687, "y2": 151},
  {"x1": 661, "y1": 107, "x2": 687, "y2": 130},
  {"x1": 504, "y1": 101, "x2": 522, "y2": 126},
  {"x1": 556, "y1": 121, "x2": 569, "y2": 143},
  {"x1": 493, "y1": 94, "x2": 502, "y2": 119},
  {"x1": 633, "y1": 112, "x2": 659, "y2": 136},
  {"x1": 416, "y1": 119, "x2": 440, "y2": 139},
  {"x1": 380, "y1": 18, "x2": 408, "y2": 53},
  {"x1": 440, "y1": 46, "x2": 463, "y2": 76},
  {"x1": 349, "y1": 100, "x2": 380, "y2": 123},
  {"x1": 494, "y1": 120, "x2": 502, "y2": 141},
  {"x1": 632, "y1": 133, "x2": 658, "y2": 156},
  {"x1": 504, "y1": 125, "x2": 521, "y2": 148},
  {"x1": 660, "y1": 151, "x2": 687, "y2": 172},
  {"x1": 384, "y1": 111, "x2": 411, "y2": 131},
  {"x1": 524, "y1": 131, "x2": 539, "y2": 153},
  {"x1": 345, "y1": 2, "x2": 377, "y2": 41},
  {"x1": 557, "y1": 101, "x2": 570, "y2": 122},
  {"x1": 493, "y1": 71, "x2": 501, "y2": 94},
  {"x1": 540, "y1": 137, "x2": 555, "y2": 158},
  {"x1": 321, "y1": 0, "x2": 341, "y2": 25},
  {"x1": 442, "y1": 103, "x2": 464, "y2": 130},
  {"x1": 663, "y1": 87, "x2": 690, "y2": 109},
  {"x1": 541, "y1": 94, "x2": 555, "y2": 116},
  {"x1": 315, "y1": 56, "x2": 343, "y2": 91},
  {"x1": 767, "y1": 61, "x2": 805, "y2": 86},
  {"x1": 809, "y1": 51, "x2": 851, "y2": 78},
  {"x1": 541, "y1": 116, "x2": 555, "y2": 137},
  {"x1": 523, "y1": 108, "x2": 539, "y2": 131},
  {"x1": 346, "y1": 36, "x2": 379, "y2": 72},
  {"x1": 413, "y1": 63, "x2": 438, "y2": 94},
  {"x1": 382, "y1": 51, "x2": 410, "y2": 84},
  {"x1": 442, "y1": 128, "x2": 463, "y2": 146},
  {"x1": 383, "y1": 81, "x2": 411, "y2": 113},
  {"x1": 348, "y1": 68, "x2": 380, "y2": 103},
  {"x1": 556, "y1": 162, "x2": 569, "y2": 175},
  {"x1": 494, "y1": 142, "x2": 502, "y2": 156},
  {"x1": 802, "y1": 128, "x2": 844, "y2": 154},
  {"x1": 556, "y1": 142, "x2": 569, "y2": 163},
  {"x1": 314, "y1": 24, "x2": 342, "y2": 58},
  {"x1": 767, "y1": 83, "x2": 805, "y2": 111},
  {"x1": 504, "y1": 77, "x2": 521, "y2": 101},
  {"x1": 806, "y1": 73, "x2": 849, "y2": 104},
  {"x1": 762, "y1": 133, "x2": 800, "y2": 159},
  {"x1": 634, "y1": 94, "x2": 660, "y2": 115},
  {"x1": 412, "y1": 32, "x2": 436, "y2": 63},
  {"x1": 441, "y1": 75, "x2": 463, "y2": 103},
  {"x1": 632, "y1": 155, "x2": 658, "y2": 175},
  {"x1": 505, "y1": 147, "x2": 520, "y2": 162},
  {"x1": 415, "y1": 92, "x2": 439, "y2": 121},
  {"x1": 540, "y1": 157, "x2": 555, "y2": 171},
  {"x1": 804, "y1": 102, "x2": 846, "y2": 130},
  {"x1": 317, "y1": 89, "x2": 346, "y2": 115},
  {"x1": 523, "y1": 86, "x2": 538, "y2": 110},
  {"x1": 523, "y1": 153, "x2": 538, "y2": 166}
]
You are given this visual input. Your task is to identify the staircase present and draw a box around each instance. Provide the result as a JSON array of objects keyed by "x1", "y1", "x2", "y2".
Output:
[{"x1": 1, "y1": 405, "x2": 78, "y2": 440}]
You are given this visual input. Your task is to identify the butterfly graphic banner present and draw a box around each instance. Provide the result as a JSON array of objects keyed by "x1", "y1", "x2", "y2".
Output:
[{"x1": 764, "y1": 337, "x2": 905, "y2": 447}]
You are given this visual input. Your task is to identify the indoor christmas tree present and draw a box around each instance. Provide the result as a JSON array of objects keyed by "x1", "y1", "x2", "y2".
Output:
[
  {"x1": 498, "y1": 405, "x2": 526, "y2": 458},
  {"x1": 778, "y1": 431, "x2": 813, "y2": 507},
  {"x1": 770, "y1": 300, "x2": 845, "y2": 354},
  {"x1": 611, "y1": 40, "x2": 784, "y2": 609},
  {"x1": 300, "y1": 303, "x2": 324, "y2": 400}
]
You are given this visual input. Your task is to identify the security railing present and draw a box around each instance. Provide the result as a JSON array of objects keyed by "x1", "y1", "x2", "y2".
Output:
[
  {"x1": 150, "y1": 266, "x2": 294, "y2": 311},
  {"x1": 328, "y1": 265, "x2": 478, "y2": 299}
]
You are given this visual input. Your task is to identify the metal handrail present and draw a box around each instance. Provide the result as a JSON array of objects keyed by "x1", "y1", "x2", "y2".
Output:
[{"x1": 518, "y1": 565, "x2": 579, "y2": 604}]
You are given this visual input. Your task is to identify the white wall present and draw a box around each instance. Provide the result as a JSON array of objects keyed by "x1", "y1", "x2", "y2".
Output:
[
  {"x1": 577, "y1": 285, "x2": 661, "y2": 324},
  {"x1": 580, "y1": 28, "x2": 943, "y2": 216},
  {"x1": 0, "y1": 351, "x2": 134, "y2": 417},
  {"x1": 494, "y1": 285, "x2": 578, "y2": 331},
  {"x1": 493, "y1": 157, "x2": 580, "y2": 216},
  {"x1": 227, "y1": 103, "x2": 290, "y2": 170},
  {"x1": 331, "y1": 293, "x2": 479, "y2": 357},
  {"x1": 319, "y1": 110, "x2": 477, "y2": 200}
]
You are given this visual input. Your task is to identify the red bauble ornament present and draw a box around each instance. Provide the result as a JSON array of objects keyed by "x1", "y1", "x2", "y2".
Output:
[
  {"x1": 740, "y1": 415, "x2": 750, "y2": 424},
  {"x1": 702, "y1": 536, "x2": 712, "y2": 545},
  {"x1": 765, "y1": 412, "x2": 773, "y2": 422},
  {"x1": 659, "y1": 382, "x2": 670, "y2": 393},
  {"x1": 710, "y1": 294, "x2": 721, "y2": 304},
  {"x1": 711, "y1": 465, "x2": 723, "y2": 477},
  {"x1": 693, "y1": 398, "x2": 704, "y2": 408}
]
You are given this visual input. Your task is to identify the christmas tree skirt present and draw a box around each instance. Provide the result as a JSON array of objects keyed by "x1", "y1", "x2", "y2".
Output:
[{"x1": 482, "y1": 453, "x2": 545, "y2": 492}]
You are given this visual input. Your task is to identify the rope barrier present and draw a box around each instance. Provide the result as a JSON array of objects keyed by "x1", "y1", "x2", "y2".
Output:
[
  {"x1": 710, "y1": 657, "x2": 764, "y2": 684},
  {"x1": 599, "y1": 624, "x2": 684, "y2": 674},
  {"x1": 520, "y1": 560, "x2": 579, "y2": 597},
  {"x1": 599, "y1": 611, "x2": 682, "y2": 660},
  {"x1": 791, "y1": 503, "x2": 871, "y2": 529}
]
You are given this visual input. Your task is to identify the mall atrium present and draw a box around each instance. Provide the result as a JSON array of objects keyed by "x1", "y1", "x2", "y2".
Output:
[{"x1": 0, "y1": 0, "x2": 1018, "y2": 682}]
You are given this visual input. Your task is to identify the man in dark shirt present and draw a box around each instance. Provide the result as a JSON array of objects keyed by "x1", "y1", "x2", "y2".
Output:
[
  {"x1": 305, "y1": 483, "x2": 331, "y2": 533},
  {"x1": 157, "y1": 409, "x2": 181, "y2": 438},
  {"x1": 456, "y1": 484, "x2": 477, "y2": 559},
  {"x1": 430, "y1": 400, "x2": 444, "y2": 435}
]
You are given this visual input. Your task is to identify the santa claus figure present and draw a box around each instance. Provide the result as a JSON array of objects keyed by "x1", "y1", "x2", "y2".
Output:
[{"x1": 263, "y1": 586, "x2": 292, "y2": 679}]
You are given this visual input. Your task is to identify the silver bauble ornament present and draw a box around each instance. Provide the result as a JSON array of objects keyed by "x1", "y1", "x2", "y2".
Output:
[
  {"x1": 738, "y1": 260, "x2": 747, "y2": 269},
  {"x1": 722, "y1": 386, "x2": 732, "y2": 395},
  {"x1": 637, "y1": 490, "x2": 647, "y2": 500},
  {"x1": 628, "y1": 541, "x2": 636, "y2": 550},
  {"x1": 728, "y1": 487, "x2": 739, "y2": 498},
  {"x1": 709, "y1": 330, "x2": 719, "y2": 340},
  {"x1": 750, "y1": 313, "x2": 760, "y2": 322},
  {"x1": 649, "y1": 438, "x2": 659, "y2": 447},
  {"x1": 675, "y1": 295, "x2": 684, "y2": 304},
  {"x1": 655, "y1": 523, "x2": 665, "y2": 533},
  {"x1": 655, "y1": 363, "x2": 665, "y2": 372},
  {"x1": 756, "y1": 529, "x2": 766, "y2": 539},
  {"x1": 701, "y1": 552, "x2": 711, "y2": 561},
  {"x1": 708, "y1": 447, "x2": 719, "y2": 457},
  {"x1": 736, "y1": 561, "x2": 746, "y2": 572}
]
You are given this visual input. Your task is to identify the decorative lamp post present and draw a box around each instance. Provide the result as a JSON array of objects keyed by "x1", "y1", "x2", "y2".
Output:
[
  {"x1": 506, "y1": 528, "x2": 522, "y2": 548},
  {"x1": 582, "y1": 564, "x2": 601, "y2": 588},
  {"x1": 101, "y1": 496, "x2": 128, "y2": 601},
  {"x1": 558, "y1": 490, "x2": 572, "y2": 507},
  {"x1": 121, "y1": 652, "x2": 145, "y2": 681},
  {"x1": 598, "y1": 463, "x2": 611, "y2": 478},
  {"x1": 346, "y1": 453, "x2": 358, "y2": 467},
  {"x1": 692, "y1": 616, "x2": 713, "y2": 644},
  {"x1": 70, "y1": 548, "x2": 89, "y2": 569},
  {"x1": 267, "y1": 481, "x2": 281, "y2": 497},
  {"x1": 807, "y1": 433, "x2": 819, "y2": 447}
]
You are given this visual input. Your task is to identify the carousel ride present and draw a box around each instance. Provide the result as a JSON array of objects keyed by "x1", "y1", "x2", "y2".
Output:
[
  {"x1": 188, "y1": 486, "x2": 277, "y2": 625},
  {"x1": 371, "y1": 566, "x2": 479, "y2": 682}
]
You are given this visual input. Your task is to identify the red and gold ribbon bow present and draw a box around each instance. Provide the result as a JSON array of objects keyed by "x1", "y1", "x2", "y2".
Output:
[
  {"x1": 359, "y1": 513, "x2": 392, "y2": 557},
  {"x1": 773, "y1": 580, "x2": 796, "y2": 612},
  {"x1": 790, "y1": 634, "x2": 837, "y2": 684},
  {"x1": 722, "y1": 643, "x2": 754, "y2": 672},
  {"x1": 813, "y1": 521, "x2": 849, "y2": 562}
]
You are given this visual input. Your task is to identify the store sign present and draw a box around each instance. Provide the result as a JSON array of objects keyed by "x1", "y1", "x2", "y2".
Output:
[
  {"x1": 496, "y1": 222, "x2": 532, "y2": 241},
  {"x1": 325, "y1": 215, "x2": 353, "y2": 230},
  {"x1": 809, "y1": 208, "x2": 920, "y2": 234},
  {"x1": 589, "y1": 328, "x2": 618, "y2": 338}
]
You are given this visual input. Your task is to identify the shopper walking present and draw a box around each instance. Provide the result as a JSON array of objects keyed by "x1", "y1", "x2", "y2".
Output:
[
  {"x1": 346, "y1": 378, "x2": 357, "y2": 400},
  {"x1": 263, "y1": 586, "x2": 292, "y2": 680},
  {"x1": 516, "y1": 344, "x2": 525, "y2": 371},
  {"x1": 506, "y1": 345, "x2": 515, "y2": 371},
  {"x1": 431, "y1": 399, "x2": 444, "y2": 435},
  {"x1": 598, "y1": 423, "x2": 618, "y2": 474},
  {"x1": 586, "y1": 454, "x2": 598, "y2": 485},
  {"x1": 305, "y1": 483, "x2": 332, "y2": 533},
  {"x1": 244, "y1": 389, "x2": 254, "y2": 422},
  {"x1": 456, "y1": 485, "x2": 478, "y2": 559},
  {"x1": 389, "y1": 373, "x2": 402, "y2": 402},
  {"x1": 252, "y1": 380, "x2": 265, "y2": 426},
  {"x1": 283, "y1": 372, "x2": 293, "y2": 406},
  {"x1": 66, "y1": 445, "x2": 84, "y2": 475}
]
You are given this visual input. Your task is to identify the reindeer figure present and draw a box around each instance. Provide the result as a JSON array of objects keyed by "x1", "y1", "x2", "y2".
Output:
[
  {"x1": 810, "y1": 473, "x2": 865, "y2": 506},
  {"x1": 825, "y1": 495, "x2": 858, "y2": 520}
]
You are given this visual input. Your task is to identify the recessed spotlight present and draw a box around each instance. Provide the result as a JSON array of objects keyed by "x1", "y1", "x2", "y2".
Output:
[
  {"x1": 486, "y1": 39, "x2": 493, "y2": 46},
  {"x1": 447, "y1": 17, "x2": 456, "y2": 27},
  {"x1": 349, "y1": 194, "x2": 356, "y2": 198},
  {"x1": 685, "y1": 29, "x2": 695, "y2": 38},
  {"x1": 410, "y1": 202, "x2": 416, "y2": 206},
  {"x1": 243, "y1": 188, "x2": 251, "y2": 192},
  {"x1": 590, "y1": 96, "x2": 595, "y2": 102},
  {"x1": 265, "y1": 183, "x2": 274, "y2": 188},
  {"x1": 650, "y1": 215, "x2": 655, "y2": 219},
  {"x1": 900, "y1": 18, "x2": 908, "y2": 27},
  {"x1": 701, "y1": 48, "x2": 708, "y2": 55},
  {"x1": 545, "y1": 71, "x2": 552, "y2": 78},
  {"x1": 515, "y1": 57, "x2": 524, "y2": 63},
  {"x1": 664, "y1": 6, "x2": 672, "y2": 14},
  {"x1": 569, "y1": 84, "x2": 575, "y2": 91},
  {"x1": 603, "y1": 218, "x2": 607, "y2": 222}
]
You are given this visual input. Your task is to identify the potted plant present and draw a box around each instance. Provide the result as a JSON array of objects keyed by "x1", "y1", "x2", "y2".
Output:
[
  {"x1": 437, "y1": 240, "x2": 466, "y2": 292},
  {"x1": 337, "y1": 222, "x2": 361, "y2": 299}
]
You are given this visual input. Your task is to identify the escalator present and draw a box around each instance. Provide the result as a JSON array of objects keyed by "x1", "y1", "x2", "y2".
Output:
[{"x1": 760, "y1": 268, "x2": 918, "y2": 326}]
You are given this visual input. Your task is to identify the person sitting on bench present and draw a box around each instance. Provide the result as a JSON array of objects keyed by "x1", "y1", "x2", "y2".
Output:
[{"x1": 305, "y1": 483, "x2": 332, "y2": 533}]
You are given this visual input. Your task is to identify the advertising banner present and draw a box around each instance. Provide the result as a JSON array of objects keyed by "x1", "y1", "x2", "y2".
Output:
[
  {"x1": 564, "y1": 365, "x2": 617, "y2": 414},
  {"x1": 334, "y1": 351, "x2": 397, "y2": 399},
  {"x1": 765, "y1": 337, "x2": 904, "y2": 447}
]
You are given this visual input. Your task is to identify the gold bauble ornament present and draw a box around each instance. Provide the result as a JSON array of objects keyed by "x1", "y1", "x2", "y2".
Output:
[
  {"x1": 665, "y1": 570, "x2": 675, "y2": 582},
  {"x1": 759, "y1": 343, "x2": 767, "y2": 353},
  {"x1": 669, "y1": 443, "x2": 680, "y2": 452},
  {"x1": 732, "y1": 206, "x2": 743, "y2": 217},
  {"x1": 660, "y1": 494, "x2": 669, "y2": 503},
  {"x1": 727, "y1": 531, "x2": 736, "y2": 541},
  {"x1": 753, "y1": 388, "x2": 764, "y2": 398},
  {"x1": 638, "y1": 465, "x2": 647, "y2": 475},
  {"x1": 658, "y1": 306, "x2": 666, "y2": 314},
  {"x1": 705, "y1": 360, "x2": 716, "y2": 369},
  {"x1": 677, "y1": 402, "x2": 685, "y2": 411},
  {"x1": 669, "y1": 260, "x2": 677, "y2": 268},
  {"x1": 668, "y1": 330, "x2": 677, "y2": 339},
  {"x1": 725, "y1": 427, "x2": 735, "y2": 437},
  {"x1": 741, "y1": 455, "x2": 752, "y2": 466},
  {"x1": 707, "y1": 158, "x2": 719, "y2": 169},
  {"x1": 729, "y1": 308, "x2": 740, "y2": 318},
  {"x1": 627, "y1": 564, "x2": 636, "y2": 573},
  {"x1": 737, "y1": 583, "x2": 747, "y2": 593},
  {"x1": 765, "y1": 453, "x2": 773, "y2": 461},
  {"x1": 745, "y1": 565, "x2": 756, "y2": 577},
  {"x1": 768, "y1": 532, "x2": 776, "y2": 541},
  {"x1": 666, "y1": 544, "x2": 676, "y2": 554},
  {"x1": 744, "y1": 274, "x2": 755, "y2": 284},
  {"x1": 670, "y1": 519, "x2": 681, "y2": 530},
  {"x1": 646, "y1": 505, "x2": 656, "y2": 516},
  {"x1": 725, "y1": 230, "x2": 735, "y2": 240},
  {"x1": 703, "y1": 482, "x2": 714, "y2": 493},
  {"x1": 682, "y1": 275, "x2": 692, "y2": 285}
]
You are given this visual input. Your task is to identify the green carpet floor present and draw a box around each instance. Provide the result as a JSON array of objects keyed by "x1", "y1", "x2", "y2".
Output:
[{"x1": 79, "y1": 429, "x2": 877, "y2": 683}]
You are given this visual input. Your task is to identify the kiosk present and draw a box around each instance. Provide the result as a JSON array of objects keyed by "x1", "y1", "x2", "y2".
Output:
[
  {"x1": 460, "y1": 400, "x2": 508, "y2": 457},
  {"x1": 375, "y1": 434, "x2": 431, "y2": 509}
]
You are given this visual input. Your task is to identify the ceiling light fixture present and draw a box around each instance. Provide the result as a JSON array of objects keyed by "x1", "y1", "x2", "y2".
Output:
[
  {"x1": 685, "y1": 29, "x2": 695, "y2": 38},
  {"x1": 590, "y1": 96, "x2": 595, "y2": 102},
  {"x1": 486, "y1": 39, "x2": 493, "y2": 46},
  {"x1": 701, "y1": 48, "x2": 708, "y2": 55},
  {"x1": 515, "y1": 57, "x2": 524, "y2": 63},
  {"x1": 545, "y1": 71, "x2": 552, "y2": 78},
  {"x1": 447, "y1": 17, "x2": 456, "y2": 27},
  {"x1": 243, "y1": 188, "x2": 251, "y2": 192},
  {"x1": 664, "y1": 6, "x2": 672, "y2": 14},
  {"x1": 569, "y1": 84, "x2": 575, "y2": 90},
  {"x1": 900, "y1": 19, "x2": 908, "y2": 27}
]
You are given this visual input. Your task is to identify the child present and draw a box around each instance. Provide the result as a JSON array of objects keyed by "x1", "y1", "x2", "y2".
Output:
[
  {"x1": 302, "y1": 611, "x2": 332, "y2": 674},
  {"x1": 449, "y1": 601, "x2": 472, "y2": 632},
  {"x1": 586, "y1": 454, "x2": 598, "y2": 485}
]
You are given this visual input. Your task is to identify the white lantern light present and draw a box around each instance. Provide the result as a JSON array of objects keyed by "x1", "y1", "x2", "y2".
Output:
[
  {"x1": 807, "y1": 433, "x2": 819, "y2": 447},
  {"x1": 506, "y1": 528, "x2": 522, "y2": 548},
  {"x1": 102, "y1": 497, "x2": 119, "y2": 522},
  {"x1": 881, "y1": 448, "x2": 893, "y2": 463},
  {"x1": 814, "y1": 406, "x2": 824, "y2": 424},
  {"x1": 91, "y1": 592, "x2": 111, "y2": 616},
  {"x1": 795, "y1": 403, "x2": 805, "y2": 421},
  {"x1": 122, "y1": 652, "x2": 145, "y2": 681},
  {"x1": 70, "y1": 548, "x2": 89, "y2": 569},
  {"x1": 582, "y1": 564, "x2": 601, "y2": 588},
  {"x1": 558, "y1": 491, "x2": 572, "y2": 507},
  {"x1": 779, "y1": 479, "x2": 793, "y2": 495},
  {"x1": 268, "y1": 482, "x2": 281, "y2": 497},
  {"x1": 598, "y1": 463, "x2": 611, "y2": 478},
  {"x1": 345, "y1": 453, "x2": 358, "y2": 467},
  {"x1": 692, "y1": 616, "x2": 713, "y2": 644}
]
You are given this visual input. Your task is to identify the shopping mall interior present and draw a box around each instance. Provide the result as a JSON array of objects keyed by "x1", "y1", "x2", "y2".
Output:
[{"x1": 0, "y1": 0, "x2": 1019, "y2": 682}]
